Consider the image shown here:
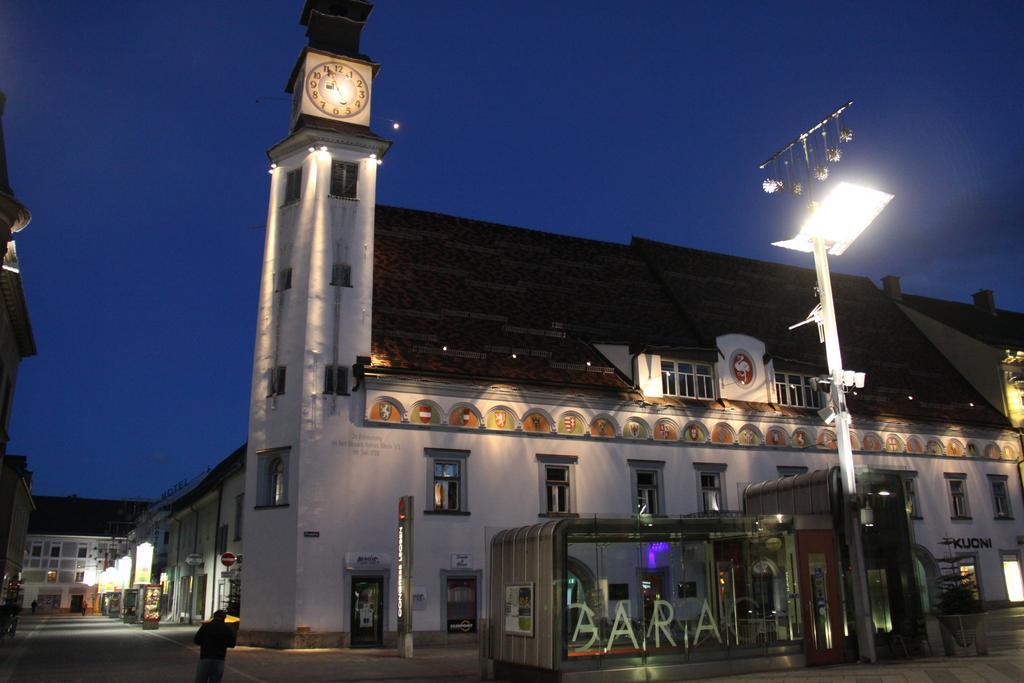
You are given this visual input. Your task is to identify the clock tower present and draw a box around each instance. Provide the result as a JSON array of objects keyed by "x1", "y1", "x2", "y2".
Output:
[{"x1": 242, "y1": 0, "x2": 391, "y2": 647}]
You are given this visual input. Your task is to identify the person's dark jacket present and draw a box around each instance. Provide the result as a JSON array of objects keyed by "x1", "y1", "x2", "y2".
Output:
[{"x1": 193, "y1": 619, "x2": 236, "y2": 660}]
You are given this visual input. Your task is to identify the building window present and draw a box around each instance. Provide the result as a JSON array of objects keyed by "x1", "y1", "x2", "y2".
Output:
[
  {"x1": 331, "y1": 263, "x2": 352, "y2": 287},
  {"x1": 945, "y1": 474, "x2": 970, "y2": 519},
  {"x1": 77, "y1": 545, "x2": 88, "y2": 558},
  {"x1": 50, "y1": 545, "x2": 61, "y2": 558},
  {"x1": 1002, "y1": 553, "x2": 1024, "y2": 603},
  {"x1": 661, "y1": 360, "x2": 714, "y2": 399},
  {"x1": 256, "y1": 449, "x2": 290, "y2": 507},
  {"x1": 425, "y1": 449, "x2": 470, "y2": 514},
  {"x1": 774, "y1": 373, "x2": 822, "y2": 408},
  {"x1": 284, "y1": 168, "x2": 302, "y2": 204},
  {"x1": 695, "y1": 463, "x2": 727, "y2": 513},
  {"x1": 323, "y1": 364, "x2": 348, "y2": 395},
  {"x1": 330, "y1": 160, "x2": 358, "y2": 199},
  {"x1": 777, "y1": 466, "x2": 808, "y2": 478},
  {"x1": 275, "y1": 268, "x2": 292, "y2": 292},
  {"x1": 628, "y1": 460, "x2": 665, "y2": 515},
  {"x1": 701, "y1": 473, "x2": 722, "y2": 512},
  {"x1": 536, "y1": 455, "x2": 576, "y2": 516},
  {"x1": 989, "y1": 476, "x2": 1013, "y2": 519},
  {"x1": 31, "y1": 543, "x2": 42, "y2": 557},
  {"x1": 903, "y1": 476, "x2": 921, "y2": 519},
  {"x1": 267, "y1": 365, "x2": 287, "y2": 396},
  {"x1": 234, "y1": 494, "x2": 244, "y2": 541},
  {"x1": 46, "y1": 570, "x2": 57, "y2": 583},
  {"x1": 74, "y1": 571, "x2": 85, "y2": 583}
]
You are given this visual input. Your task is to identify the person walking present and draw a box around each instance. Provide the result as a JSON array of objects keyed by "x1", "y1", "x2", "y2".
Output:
[
  {"x1": 30, "y1": 600, "x2": 37, "y2": 615},
  {"x1": 193, "y1": 610, "x2": 236, "y2": 683}
]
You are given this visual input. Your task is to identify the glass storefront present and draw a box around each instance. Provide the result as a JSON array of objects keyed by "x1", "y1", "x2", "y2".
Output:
[{"x1": 561, "y1": 516, "x2": 802, "y2": 669}]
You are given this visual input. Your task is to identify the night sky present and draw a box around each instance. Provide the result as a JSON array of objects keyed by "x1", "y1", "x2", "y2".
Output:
[{"x1": 2, "y1": 1, "x2": 1021, "y2": 499}]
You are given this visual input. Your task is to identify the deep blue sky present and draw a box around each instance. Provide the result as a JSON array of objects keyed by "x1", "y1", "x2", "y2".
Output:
[{"x1": 2, "y1": 1, "x2": 1022, "y2": 499}]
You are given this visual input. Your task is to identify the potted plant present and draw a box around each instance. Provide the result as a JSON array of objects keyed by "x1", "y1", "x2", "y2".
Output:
[{"x1": 934, "y1": 546, "x2": 986, "y2": 656}]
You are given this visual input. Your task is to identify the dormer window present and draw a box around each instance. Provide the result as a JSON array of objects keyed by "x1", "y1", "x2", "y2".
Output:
[
  {"x1": 774, "y1": 372, "x2": 822, "y2": 408},
  {"x1": 661, "y1": 360, "x2": 714, "y2": 399}
]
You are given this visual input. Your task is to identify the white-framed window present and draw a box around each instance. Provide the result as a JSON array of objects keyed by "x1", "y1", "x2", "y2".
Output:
[
  {"x1": 267, "y1": 365, "x2": 287, "y2": 396},
  {"x1": 425, "y1": 449, "x2": 470, "y2": 514},
  {"x1": 629, "y1": 460, "x2": 665, "y2": 515},
  {"x1": 945, "y1": 473, "x2": 970, "y2": 519},
  {"x1": 323, "y1": 364, "x2": 348, "y2": 395},
  {"x1": 50, "y1": 545, "x2": 61, "y2": 558},
  {"x1": 695, "y1": 463, "x2": 727, "y2": 513},
  {"x1": 329, "y1": 160, "x2": 358, "y2": 199},
  {"x1": 30, "y1": 543, "x2": 42, "y2": 557},
  {"x1": 536, "y1": 455, "x2": 577, "y2": 516},
  {"x1": 283, "y1": 167, "x2": 302, "y2": 204},
  {"x1": 76, "y1": 545, "x2": 88, "y2": 559},
  {"x1": 661, "y1": 360, "x2": 714, "y2": 399},
  {"x1": 989, "y1": 475, "x2": 1013, "y2": 519},
  {"x1": 774, "y1": 373, "x2": 822, "y2": 408},
  {"x1": 903, "y1": 475, "x2": 921, "y2": 519},
  {"x1": 256, "y1": 448, "x2": 290, "y2": 507}
]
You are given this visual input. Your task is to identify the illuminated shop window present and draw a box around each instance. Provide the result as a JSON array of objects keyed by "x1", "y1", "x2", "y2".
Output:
[
  {"x1": 661, "y1": 361, "x2": 714, "y2": 399},
  {"x1": 774, "y1": 373, "x2": 821, "y2": 408},
  {"x1": 1002, "y1": 554, "x2": 1024, "y2": 603},
  {"x1": 329, "y1": 160, "x2": 359, "y2": 199},
  {"x1": 46, "y1": 571, "x2": 57, "y2": 583}
]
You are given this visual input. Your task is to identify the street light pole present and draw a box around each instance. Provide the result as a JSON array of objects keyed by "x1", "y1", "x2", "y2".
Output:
[{"x1": 809, "y1": 231, "x2": 877, "y2": 663}]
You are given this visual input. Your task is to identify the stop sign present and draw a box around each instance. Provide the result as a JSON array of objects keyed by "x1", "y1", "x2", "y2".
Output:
[{"x1": 221, "y1": 552, "x2": 237, "y2": 568}]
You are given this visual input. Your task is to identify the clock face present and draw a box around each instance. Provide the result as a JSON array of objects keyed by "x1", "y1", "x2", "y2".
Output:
[{"x1": 305, "y1": 61, "x2": 370, "y2": 120}]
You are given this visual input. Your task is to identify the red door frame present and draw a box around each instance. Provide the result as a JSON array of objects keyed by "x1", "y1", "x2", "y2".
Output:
[{"x1": 796, "y1": 529, "x2": 845, "y2": 666}]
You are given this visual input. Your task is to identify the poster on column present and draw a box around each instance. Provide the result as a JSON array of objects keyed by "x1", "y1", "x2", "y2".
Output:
[{"x1": 503, "y1": 584, "x2": 534, "y2": 637}]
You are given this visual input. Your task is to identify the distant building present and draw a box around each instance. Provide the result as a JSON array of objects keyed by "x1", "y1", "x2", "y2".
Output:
[
  {"x1": 883, "y1": 276, "x2": 1024, "y2": 432},
  {"x1": 0, "y1": 90, "x2": 37, "y2": 456},
  {"x1": 24, "y1": 496, "x2": 148, "y2": 612},
  {"x1": 164, "y1": 444, "x2": 244, "y2": 623},
  {"x1": 0, "y1": 454, "x2": 32, "y2": 603}
]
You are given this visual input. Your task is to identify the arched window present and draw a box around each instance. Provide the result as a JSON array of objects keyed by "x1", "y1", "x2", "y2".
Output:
[{"x1": 269, "y1": 457, "x2": 285, "y2": 506}]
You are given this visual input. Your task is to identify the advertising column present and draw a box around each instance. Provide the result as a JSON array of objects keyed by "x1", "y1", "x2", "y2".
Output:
[{"x1": 397, "y1": 496, "x2": 413, "y2": 658}]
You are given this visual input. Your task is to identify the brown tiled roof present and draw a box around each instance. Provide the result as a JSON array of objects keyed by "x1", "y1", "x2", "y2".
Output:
[
  {"x1": 370, "y1": 206, "x2": 1007, "y2": 428},
  {"x1": 899, "y1": 293, "x2": 1024, "y2": 350},
  {"x1": 29, "y1": 496, "x2": 150, "y2": 537}
]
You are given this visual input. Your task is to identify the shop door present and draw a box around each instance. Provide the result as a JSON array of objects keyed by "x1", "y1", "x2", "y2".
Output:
[
  {"x1": 351, "y1": 577, "x2": 384, "y2": 647},
  {"x1": 446, "y1": 577, "x2": 477, "y2": 634},
  {"x1": 796, "y1": 530, "x2": 844, "y2": 666},
  {"x1": 70, "y1": 595, "x2": 83, "y2": 612}
]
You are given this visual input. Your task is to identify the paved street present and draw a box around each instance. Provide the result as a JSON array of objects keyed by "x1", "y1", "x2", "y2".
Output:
[{"x1": 0, "y1": 609, "x2": 1020, "y2": 682}]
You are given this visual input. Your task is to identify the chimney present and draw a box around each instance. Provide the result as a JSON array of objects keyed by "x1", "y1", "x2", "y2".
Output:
[
  {"x1": 881, "y1": 275, "x2": 902, "y2": 300},
  {"x1": 972, "y1": 289, "x2": 996, "y2": 316}
]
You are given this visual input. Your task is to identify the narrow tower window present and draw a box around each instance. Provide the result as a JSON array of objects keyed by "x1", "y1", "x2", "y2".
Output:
[
  {"x1": 323, "y1": 365, "x2": 348, "y2": 395},
  {"x1": 284, "y1": 168, "x2": 302, "y2": 204},
  {"x1": 330, "y1": 161, "x2": 359, "y2": 199},
  {"x1": 275, "y1": 268, "x2": 292, "y2": 292},
  {"x1": 267, "y1": 366, "x2": 287, "y2": 396},
  {"x1": 331, "y1": 263, "x2": 352, "y2": 287}
]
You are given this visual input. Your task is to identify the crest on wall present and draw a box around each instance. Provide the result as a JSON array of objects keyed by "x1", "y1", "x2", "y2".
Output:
[
  {"x1": 494, "y1": 411, "x2": 507, "y2": 429},
  {"x1": 730, "y1": 350, "x2": 755, "y2": 386},
  {"x1": 378, "y1": 401, "x2": 393, "y2": 421},
  {"x1": 628, "y1": 421, "x2": 640, "y2": 438}
]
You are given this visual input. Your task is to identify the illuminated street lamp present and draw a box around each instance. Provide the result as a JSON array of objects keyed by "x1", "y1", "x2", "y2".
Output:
[{"x1": 774, "y1": 180, "x2": 893, "y2": 663}]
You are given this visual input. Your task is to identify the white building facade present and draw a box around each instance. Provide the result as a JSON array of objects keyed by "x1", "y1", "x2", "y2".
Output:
[{"x1": 239, "y1": 0, "x2": 1024, "y2": 651}]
